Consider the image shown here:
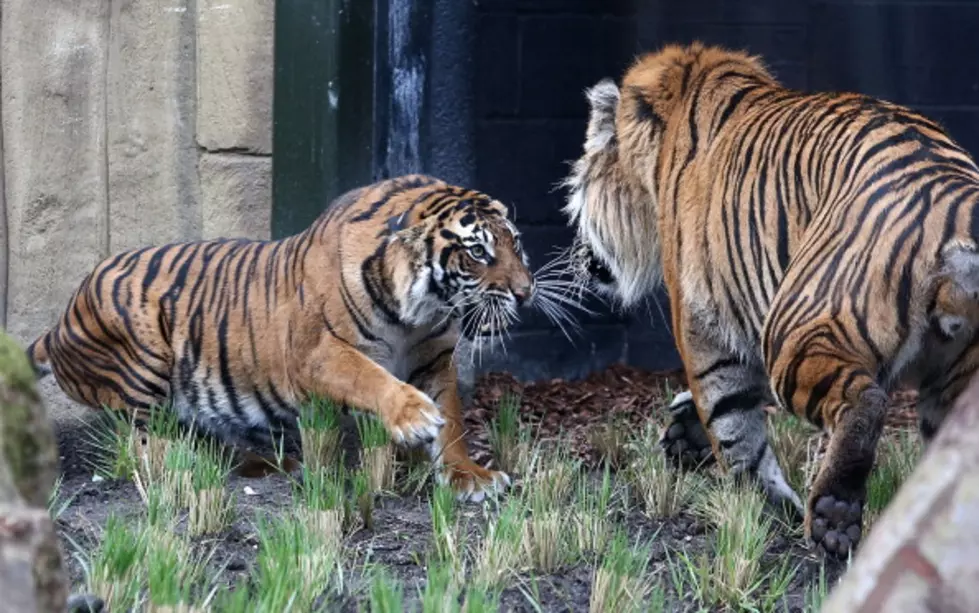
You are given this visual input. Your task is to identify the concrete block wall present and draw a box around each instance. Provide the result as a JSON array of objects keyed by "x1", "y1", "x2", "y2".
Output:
[{"x1": 0, "y1": 0, "x2": 273, "y2": 422}]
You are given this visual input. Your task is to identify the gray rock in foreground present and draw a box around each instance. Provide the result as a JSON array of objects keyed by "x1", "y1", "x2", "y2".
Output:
[
  {"x1": 0, "y1": 330, "x2": 69, "y2": 612},
  {"x1": 823, "y1": 372, "x2": 979, "y2": 613}
]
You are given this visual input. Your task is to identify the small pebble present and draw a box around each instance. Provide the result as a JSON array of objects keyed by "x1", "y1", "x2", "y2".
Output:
[
  {"x1": 243, "y1": 486, "x2": 257, "y2": 496},
  {"x1": 91, "y1": 474, "x2": 104, "y2": 483}
]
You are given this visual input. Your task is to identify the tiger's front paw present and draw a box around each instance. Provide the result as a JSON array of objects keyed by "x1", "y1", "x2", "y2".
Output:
[
  {"x1": 383, "y1": 386, "x2": 446, "y2": 447},
  {"x1": 439, "y1": 460, "x2": 511, "y2": 503},
  {"x1": 659, "y1": 390, "x2": 715, "y2": 469}
]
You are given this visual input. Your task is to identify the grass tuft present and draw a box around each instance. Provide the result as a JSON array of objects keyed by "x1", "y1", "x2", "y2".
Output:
[
  {"x1": 144, "y1": 526, "x2": 209, "y2": 612},
  {"x1": 473, "y1": 498, "x2": 524, "y2": 590},
  {"x1": 525, "y1": 442, "x2": 580, "y2": 508},
  {"x1": 462, "y1": 586, "x2": 502, "y2": 613},
  {"x1": 161, "y1": 437, "x2": 197, "y2": 509},
  {"x1": 367, "y1": 567, "x2": 404, "y2": 613},
  {"x1": 803, "y1": 563, "x2": 831, "y2": 612},
  {"x1": 136, "y1": 406, "x2": 183, "y2": 485},
  {"x1": 671, "y1": 479, "x2": 791, "y2": 611},
  {"x1": 83, "y1": 514, "x2": 147, "y2": 613},
  {"x1": 350, "y1": 469, "x2": 375, "y2": 531},
  {"x1": 250, "y1": 513, "x2": 343, "y2": 612},
  {"x1": 186, "y1": 440, "x2": 236, "y2": 536},
  {"x1": 570, "y1": 465, "x2": 615, "y2": 558},
  {"x1": 627, "y1": 426, "x2": 705, "y2": 518},
  {"x1": 520, "y1": 485, "x2": 570, "y2": 573},
  {"x1": 766, "y1": 412, "x2": 819, "y2": 495},
  {"x1": 489, "y1": 392, "x2": 532, "y2": 475},
  {"x1": 420, "y1": 560, "x2": 462, "y2": 613},
  {"x1": 589, "y1": 529, "x2": 660, "y2": 613},
  {"x1": 48, "y1": 474, "x2": 74, "y2": 521},
  {"x1": 430, "y1": 482, "x2": 465, "y2": 575},
  {"x1": 298, "y1": 394, "x2": 343, "y2": 473},
  {"x1": 865, "y1": 428, "x2": 921, "y2": 527},
  {"x1": 588, "y1": 417, "x2": 633, "y2": 470},
  {"x1": 356, "y1": 414, "x2": 396, "y2": 492},
  {"x1": 295, "y1": 466, "x2": 347, "y2": 550},
  {"x1": 85, "y1": 409, "x2": 140, "y2": 481}
]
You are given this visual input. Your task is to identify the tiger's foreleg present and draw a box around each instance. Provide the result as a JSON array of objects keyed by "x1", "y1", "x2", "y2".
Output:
[
  {"x1": 766, "y1": 319, "x2": 887, "y2": 559},
  {"x1": 294, "y1": 336, "x2": 445, "y2": 447},
  {"x1": 410, "y1": 347, "x2": 511, "y2": 502},
  {"x1": 678, "y1": 322, "x2": 804, "y2": 518}
]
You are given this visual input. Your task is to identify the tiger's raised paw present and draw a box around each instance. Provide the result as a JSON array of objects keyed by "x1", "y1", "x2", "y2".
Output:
[
  {"x1": 659, "y1": 390, "x2": 715, "y2": 469},
  {"x1": 384, "y1": 387, "x2": 446, "y2": 447},
  {"x1": 808, "y1": 494, "x2": 863, "y2": 559},
  {"x1": 439, "y1": 460, "x2": 511, "y2": 503}
]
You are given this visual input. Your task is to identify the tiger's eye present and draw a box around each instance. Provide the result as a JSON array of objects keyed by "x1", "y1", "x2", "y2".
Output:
[{"x1": 470, "y1": 245, "x2": 486, "y2": 259}]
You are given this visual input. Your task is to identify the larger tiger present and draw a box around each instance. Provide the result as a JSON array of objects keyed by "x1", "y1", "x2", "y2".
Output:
[
  {"x1": 562, "y1": 42, "x2": 979, "y2": 557},
  {"x1": 27, "y1": 174, "x2": 534, "y2": 501}
]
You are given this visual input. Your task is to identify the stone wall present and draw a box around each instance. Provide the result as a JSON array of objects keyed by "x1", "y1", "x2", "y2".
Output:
[{"x1": 0, "y1": 0, "x2": 273, "y2": 423}]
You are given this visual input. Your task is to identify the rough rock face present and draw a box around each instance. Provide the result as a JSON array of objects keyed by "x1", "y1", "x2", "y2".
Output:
[
  {"x1": 0, "y1": 331, "x2": 69, "y2": 612},
  {"x1": 1, "y1": 0, "x2": 274, "y2": 427},
  {"x1": 823, "y1": 373, "x2": 979, "y2": 613}
]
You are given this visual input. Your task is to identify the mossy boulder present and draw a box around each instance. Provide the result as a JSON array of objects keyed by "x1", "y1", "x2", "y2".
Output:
[{"x1": 0, "y1": 330, "x2": 69, "y2": 612}]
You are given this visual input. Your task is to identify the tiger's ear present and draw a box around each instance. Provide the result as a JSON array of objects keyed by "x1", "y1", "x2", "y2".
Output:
[
  {"x1": 584, "y1": 79, "x2": 620, "y2": 153},
  {"x1": 392, "y1": 223, "x2": 429, "y2": 257}
]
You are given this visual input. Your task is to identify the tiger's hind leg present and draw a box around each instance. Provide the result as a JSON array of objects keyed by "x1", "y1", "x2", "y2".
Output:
[
  {"x1": 766, "y1": 318, "x2": 888, "y2": 559},
  {"x1": 659, "y1": 390, "x2": 716, "y2": 469},
  {"x1": 678, "y1": 325, "x2": 804, "y2": 519}
]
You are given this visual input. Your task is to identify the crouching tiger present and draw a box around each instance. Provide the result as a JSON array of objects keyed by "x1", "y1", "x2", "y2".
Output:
[
  {"x1": 27, "y1": 174, "x2": 539, "y2": 501},
  {"x1": 562, "y1": 41, "x2": 979, "y2": 557}
]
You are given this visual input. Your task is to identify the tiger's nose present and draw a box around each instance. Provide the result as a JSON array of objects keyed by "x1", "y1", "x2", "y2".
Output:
[{"x1": 513, "y1": 281, "x2": 535, "y2": 306}]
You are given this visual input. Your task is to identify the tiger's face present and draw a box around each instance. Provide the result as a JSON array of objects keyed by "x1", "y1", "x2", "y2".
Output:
[{"x1": 426, "y1": 200, "x2": 535, "y2": 339}]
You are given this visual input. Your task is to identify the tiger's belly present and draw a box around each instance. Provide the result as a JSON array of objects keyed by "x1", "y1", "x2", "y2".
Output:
[{"x1": 168, "y1": 370, "x2": 300, "y2": 444}]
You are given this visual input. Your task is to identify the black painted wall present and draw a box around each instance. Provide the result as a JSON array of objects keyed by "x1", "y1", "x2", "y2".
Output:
[
  {"x1": 460, "y1": 0, "x2": 979, "y2": 381},
  {"x1": 273, "y1": 0, "x2": 979, "y2": 382}
]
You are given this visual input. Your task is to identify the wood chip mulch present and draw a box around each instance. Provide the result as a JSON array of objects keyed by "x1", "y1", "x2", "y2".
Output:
[{"x1": 463, "y1": 363, "x2": 920, "y2": 469}]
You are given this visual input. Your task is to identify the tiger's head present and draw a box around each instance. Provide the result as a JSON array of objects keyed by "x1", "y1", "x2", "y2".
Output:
[
  {"x1": 397, "y1": 192, "x2": 535, "y2": 341},
  {"x1": 560, "y1": 70, "x2": 663, "y2": 309},
  {"x1": 561, "y1": 42, "x2": 771, "y2": 308}
]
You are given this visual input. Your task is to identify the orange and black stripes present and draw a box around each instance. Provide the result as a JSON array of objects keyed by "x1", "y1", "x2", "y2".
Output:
[
  {"x1": 27, "y1": 173, "x2": 534, "y2": 467},
  {"x1": 565, "y1": 42, "x2": 979, "y2": 551}
]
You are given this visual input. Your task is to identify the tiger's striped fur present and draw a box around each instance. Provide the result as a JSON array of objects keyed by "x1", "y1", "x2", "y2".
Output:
[
  {"x1": 27, "y1": 174, "x2": 534, "y2": 500},
  {"x1": 562, "y1": 42, "x2": 979, "y2": 557}
]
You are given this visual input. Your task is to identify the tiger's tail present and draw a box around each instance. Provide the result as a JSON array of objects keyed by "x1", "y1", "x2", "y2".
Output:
[{"x1": 25, "y1": 331, "x2": 53, "y2": 379}]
